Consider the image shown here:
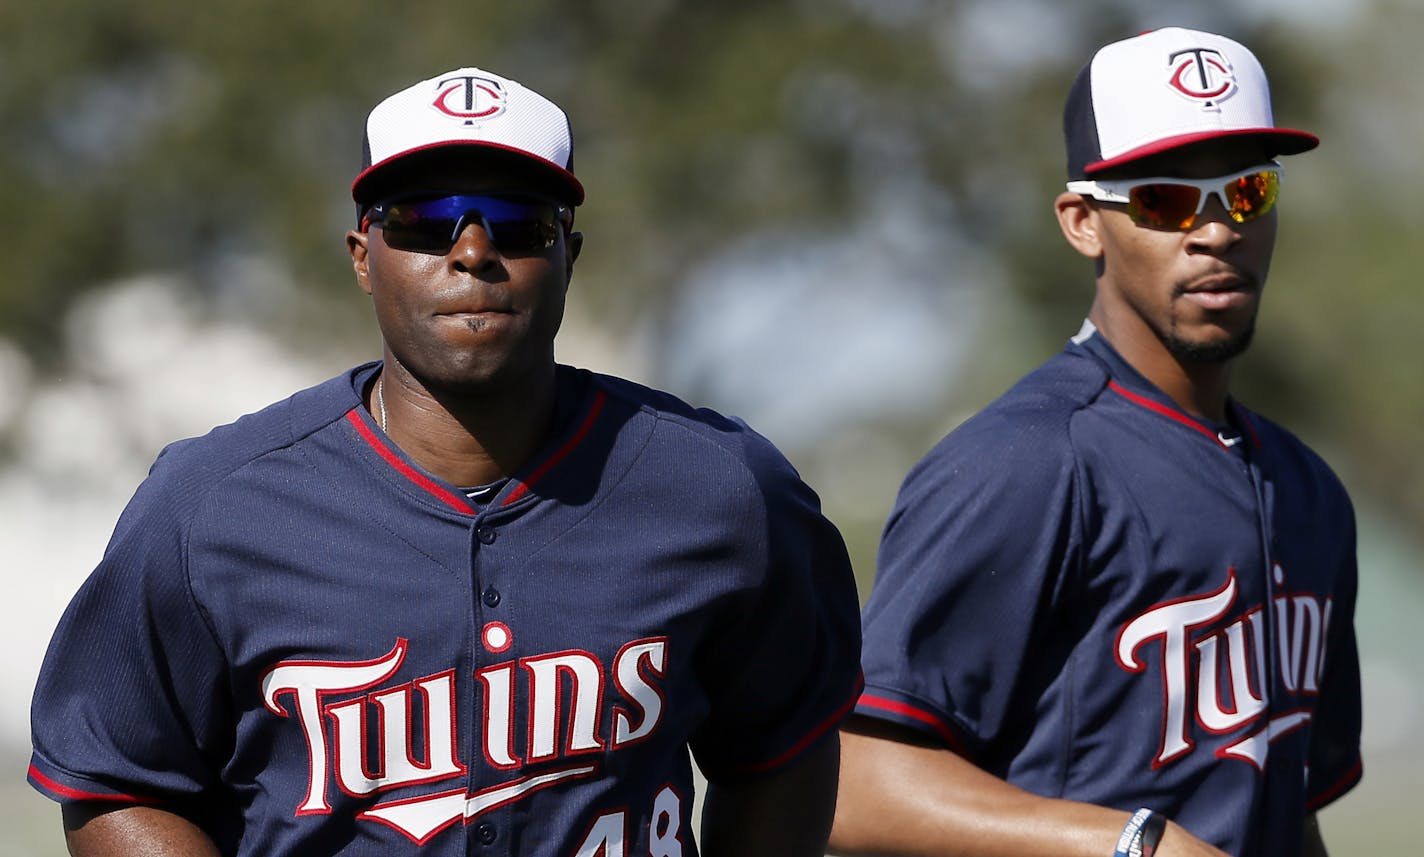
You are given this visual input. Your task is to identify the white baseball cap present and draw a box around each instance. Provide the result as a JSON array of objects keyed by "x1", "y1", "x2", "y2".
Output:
[
  {"x1": 352, "y1": 67, "x2": 584, "y2": 206},
  {"x1": 1063, "y1": 27, "x2": 1318, "y2": 178}
]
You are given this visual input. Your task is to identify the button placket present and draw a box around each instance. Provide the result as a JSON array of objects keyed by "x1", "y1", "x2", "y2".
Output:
[
  {"x1": 473, "y1": 518, "x2": 503, "y2": 612},
  {"x1": 469, "y1": 516, "x2": 506, "y2": 853}
]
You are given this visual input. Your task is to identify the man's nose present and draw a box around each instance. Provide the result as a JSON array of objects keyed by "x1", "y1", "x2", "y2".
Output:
[{"x1": 448, "y1": 215, "x2": 502, "y2": 273}]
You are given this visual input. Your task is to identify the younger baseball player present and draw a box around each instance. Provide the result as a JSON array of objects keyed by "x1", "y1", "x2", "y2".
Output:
[
  {"x1": 29, "y1": 66, "x2": 863, "y2": 857},
  {"x1": 831, "y1": 28, "x2": 1361, "y2": 857}
]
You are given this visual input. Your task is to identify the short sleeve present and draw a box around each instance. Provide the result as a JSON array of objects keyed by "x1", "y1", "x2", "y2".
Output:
[
  {"x1": 856, "y1": 411, "x2": 1081, "y2": 760},
  {"x1": 29, "y1": 463, "x2": 232, "y2": 808},
  {"x1": 1305, "y1": 508, "x2": 1364, "y2": 809},
  {"x1": 688, "y1": 437, "x2": 862, "y2": 781}
]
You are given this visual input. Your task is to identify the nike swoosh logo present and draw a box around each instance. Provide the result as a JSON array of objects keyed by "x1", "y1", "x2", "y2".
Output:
[{"x1": 358, "y1": 763, "x2": 599, "y2": 844}]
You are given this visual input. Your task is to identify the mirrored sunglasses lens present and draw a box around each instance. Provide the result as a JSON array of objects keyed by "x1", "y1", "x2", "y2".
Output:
[
  {"x1": 377, "y1": 204, "x2": 459, "y2": 252},
  {"x1": 1127, "y1": 184, "x2": 1202, "y2": 230},
  {"x1": 442, "y1": 196, "x2": 559, "y2": 253},
  {"x1": 487, "y1": 219, "x2": 559, "y2": 253},
  {"x1": 1224, "y1": 171, "x2": 1280, "y2": 223}
]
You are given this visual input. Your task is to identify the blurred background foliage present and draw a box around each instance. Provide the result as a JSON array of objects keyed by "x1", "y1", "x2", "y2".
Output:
[
  {"x1": 2, "y1": 0, "x2": 1420, "y2": 528},
  {"x1": 3, "y1": 0, "x2": 1420, "y2": 853}
]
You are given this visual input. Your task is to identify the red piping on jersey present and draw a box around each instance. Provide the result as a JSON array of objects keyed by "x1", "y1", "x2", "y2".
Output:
[
  {"x1": 722, "y1": 672, "x2": 866, "y2": 776},
  {"x1": 345, "y1": 410, "x2": 478, "y2": 514},
  {"x1": 856, "y1": 692, "x2": 971, "y2": 758},
  {"x1": 27, "y1": 763, "x2": 159, "y2": 805},
  {"x1": 1306, "y1": 756, "x2": 1363, "y2": 811},
  {"x1": 501, "y1": 390, "x2": 607, "y2": 507},
  {"x1": 1106, "y1": 381, "x2": 1232, "y2": 451}
]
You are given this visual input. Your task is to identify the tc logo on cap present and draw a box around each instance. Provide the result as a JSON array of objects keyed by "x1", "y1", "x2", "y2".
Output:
[
  {"x1": 1166, "y1": 47, "x2": 1237, "y2": 109},
  {"x1": 431, "y1": 74, "x2": 507, "y2": 125}
]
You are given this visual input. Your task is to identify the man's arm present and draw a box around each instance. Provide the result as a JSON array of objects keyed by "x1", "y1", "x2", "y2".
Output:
[
  {"x1": 700, "y1": 733, "x2": 840, "y2": 857},
  {"x1": 63, "y1": 803, "x2": 223, "y2": 857},
  {"x1": 829, "y1": 718, "x2": 1230, "y2": 857}
]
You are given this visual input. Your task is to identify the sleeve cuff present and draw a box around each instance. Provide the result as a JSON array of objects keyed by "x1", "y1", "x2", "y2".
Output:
[
  {"x1": 853, "y1": 689, "x2": 974, "y2": 759},
  {"x1": 27, "y1": 756, "x2": 160, "y2": 806},
  {"x1": 1307, "y1": 756, "x2": 1363, "y2": 811},
  {"x1": 704, "y1": 672, "x2": 864, "y2": 780}
]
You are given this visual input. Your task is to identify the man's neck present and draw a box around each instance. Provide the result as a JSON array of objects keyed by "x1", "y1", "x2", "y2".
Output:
[
  {"x1": 375, "y1": 362, "x2": 560, "y2": 488},
  {"x1": 1088, "y1": 312, "x2": 1233, "y2": 423},
  {"x1": 1149, "y1": 357, "x2": 1233, "y2": 424}
]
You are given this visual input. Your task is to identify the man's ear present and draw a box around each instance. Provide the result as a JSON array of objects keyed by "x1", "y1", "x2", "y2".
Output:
[
  {"x1": 1054, "y1": 191, "x2": 1104, "y2": 260},
  {"x1": 347, "y1": 230, "x2": 373, "y2": 296}
]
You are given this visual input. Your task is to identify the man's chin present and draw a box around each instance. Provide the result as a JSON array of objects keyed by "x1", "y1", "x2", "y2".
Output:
[{"x1": 1164, "y1": 327, "x2": 1255, "y2": 364}]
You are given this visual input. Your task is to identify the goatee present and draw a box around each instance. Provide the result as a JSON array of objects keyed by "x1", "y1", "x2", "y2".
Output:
[{"x1": 1163, "y1": 323, "x2": 1255, "y2": 364}]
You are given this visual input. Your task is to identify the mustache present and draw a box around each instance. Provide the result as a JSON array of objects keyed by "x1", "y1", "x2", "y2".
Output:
[{"x1": 1175, "y1": 267, "x2": 1259, "y2": 295}]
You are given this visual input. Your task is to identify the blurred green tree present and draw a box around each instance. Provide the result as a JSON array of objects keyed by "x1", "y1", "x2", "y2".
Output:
[{"x1": 1, "y1": 0, "x2": 1419, "y2": 548}]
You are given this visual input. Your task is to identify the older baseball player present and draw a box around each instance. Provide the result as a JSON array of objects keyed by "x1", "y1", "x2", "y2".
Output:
[
  {"x1": 831, "y1": 28, "x2": 1361, "y2": 857},
  {"x1": 29, "y1": 66, "x2": 863, "y2": 856}
]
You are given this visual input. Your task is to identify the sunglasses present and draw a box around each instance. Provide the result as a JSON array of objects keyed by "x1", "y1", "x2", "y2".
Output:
[
  {"x1": 364, "y1": 194, "x2": 570, "y2": 255},
  {"x1": 1066, "y1": 164, "x2": 1282, "y2": 230}
]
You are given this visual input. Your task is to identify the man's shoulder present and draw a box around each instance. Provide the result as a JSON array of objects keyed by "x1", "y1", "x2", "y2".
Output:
[
  {"x1": 944, "y1": 348, "x2": 1109, "y2": 454},
  {"x1": 889, "y1": 350, "x2": 1105, "y2": 510},
  {"x1": 579, "y1": 368, "x2": 804, "y2": 489},
  {"x1": 147, "y1": 367, "x2": 364, "y2": 491},
  {"x1": 586, "y1": 370, "x2": 774, "y2": 447}
]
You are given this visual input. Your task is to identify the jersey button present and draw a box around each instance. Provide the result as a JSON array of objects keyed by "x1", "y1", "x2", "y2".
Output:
[
  {"x1": 476, "y1": 526, "x2": 497, "y2": 545},
  {"x1": 476, "y1": 821, "x2": 498, "y2": 845},
  {"x1": 482, "y1": 586, "x2": 501, "y2": 607}
]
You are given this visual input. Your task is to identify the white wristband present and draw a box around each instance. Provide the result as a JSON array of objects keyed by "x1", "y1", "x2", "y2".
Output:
[{"x1": 1113, "y1": 808, "x2": 1158, "y2": 857}]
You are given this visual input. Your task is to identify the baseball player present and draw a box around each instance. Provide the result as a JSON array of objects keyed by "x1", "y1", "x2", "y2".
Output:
[
  {"x1": 28, "y1": 66, "x2": 863, "y2": 857},
  {"x1": 830, "y1": 28, "x2": 1361, "y2": 857}
]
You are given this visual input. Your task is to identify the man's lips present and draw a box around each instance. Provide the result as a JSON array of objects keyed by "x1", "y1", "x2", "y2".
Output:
[
  {"x1": 432, "y1": 297, "x2": 514, "y2": 318},
  {"x1": 1179, "y1": 272, "x2": 1256, "y2": 310},
  {"x1": 436, "y1": 309, "x2": 507, "y2": 318},
  {"x1": 433, "y1": 310, "x2": 513, "y2": 337},
  {"x1": 1185, "y1": 290, "x2": 1253, "y2": 311},
  {"x1": 429, "y1": 284, "x2": 513, "y2": 318},
  {"x1": 1181, "y1": 271, "x2": 1253, "y2": 294}
]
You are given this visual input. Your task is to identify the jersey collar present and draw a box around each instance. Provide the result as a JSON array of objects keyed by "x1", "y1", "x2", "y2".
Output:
[
  {"x1": 344, "y1": 363, "x2": 608, "y2": 516},
  {"x1": 1069, "y1": 320, "x2": 1261, "y2": 452}
]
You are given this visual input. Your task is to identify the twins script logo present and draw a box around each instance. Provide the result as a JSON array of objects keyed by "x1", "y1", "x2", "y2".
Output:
[
  {"x1": 431, "y1": 73, "x2": 507, "y2": 125},
  {"x1": 261, "y1": 635, "x2": 668, "y2": 844},
  {"x1": 1116, "y1": 566, "x2": 1331, "y2": 770},
  {"x1": 1166, "y1": 47, "x2": 1237, "y2": 108}
]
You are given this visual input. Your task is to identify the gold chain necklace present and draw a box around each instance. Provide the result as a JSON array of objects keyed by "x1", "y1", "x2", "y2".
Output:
[{"x1": 376, "y1": 376, "x2": 389, "y2": 433}]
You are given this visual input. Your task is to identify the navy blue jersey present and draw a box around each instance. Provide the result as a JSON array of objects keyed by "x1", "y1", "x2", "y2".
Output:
[
  {"x1": 30, "y1": 362, "x2": 862, "y2": 856},
  {"x1": 856, "y1": 324, "x2": 1361, "y2": 856}
]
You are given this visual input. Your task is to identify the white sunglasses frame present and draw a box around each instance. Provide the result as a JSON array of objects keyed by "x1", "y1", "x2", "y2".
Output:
[{"x1": 1065, "y1": 163, "x2": 1283, "y2": 226}]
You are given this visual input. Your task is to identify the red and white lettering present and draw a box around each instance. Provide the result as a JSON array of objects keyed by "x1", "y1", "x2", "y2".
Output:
[
  {"x1": 570, "y1": 785, "x2": 686, "y2": 857},
  {"x1": 613, "y1": 638, "x2": 668, "y2": 746},
  {"x1": 264, "y1": 635, "x2": 670, "y2": 841},
  {"x1": 1117, "y1": 572, "x2": 1238, "y2": 765},
  {"x1": 477, "y1": 661, "x2": 520, "y2": 768},
  {"x1": 524, "y1": 650, "x2": 605, "y2": 760},
  {"x1": 326, "y1": 670, "x2": 465, "y2": 797},
  {"x1": 1116, "y1": 567, "x2": 1334, "y2": 769},
  {"x1": 1194, "y1": 607, "x2": 1267, "y2": 734},
  {"x1": 573, "y1": 812, "x2": 628, "y2": 857},
  {"x1": 261, "y1": 639, "x2": 408, "y2": 813},
  {"x1": 650, "y1": 784, "x2": 686, "y2": 857}
]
